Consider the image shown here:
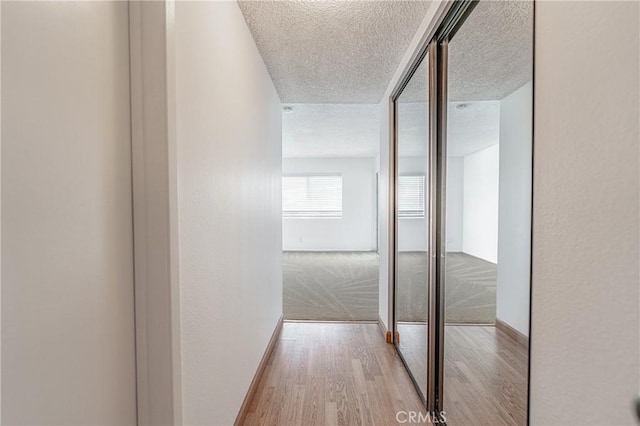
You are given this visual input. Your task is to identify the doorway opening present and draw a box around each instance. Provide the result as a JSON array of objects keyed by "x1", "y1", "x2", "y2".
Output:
[
  {"x1": 281, "y1": 115, "x2": 380, "y2": 321},
  {"x1": 235, "y1": 0, "x2": 435, "y2": 323}
]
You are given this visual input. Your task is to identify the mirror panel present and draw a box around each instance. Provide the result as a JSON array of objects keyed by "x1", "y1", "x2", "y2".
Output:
[
  {"x1": 395, "y1": 52, "x2": 430, "y2": 401},
  {"x1": 441, "y1": 1, "x2": 533, "y2": 423}
]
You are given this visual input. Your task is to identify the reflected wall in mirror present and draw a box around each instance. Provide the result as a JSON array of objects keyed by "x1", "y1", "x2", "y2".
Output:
[
  {"x1": 395, "y1": 52, "x2": 430, "y2": 401},
  {"x1": 442, "y1": 0, "x2": 533, "y2": 424}
]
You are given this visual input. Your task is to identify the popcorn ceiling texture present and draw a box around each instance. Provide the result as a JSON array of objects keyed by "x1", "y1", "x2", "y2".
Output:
[
  {"x1": 282, "y1": 101, "x2": 499, "y2": 159},
  {"x1": 448, "y1": 0, "x2": 533, "y2": 101},
  {"x1": 282, "y1": 103, "x2": 380, "y2": 158},
  {"x1": 238, "y1": 0, "x2": 432, "y2": 103},
  {"x1": 401, "y1": 0, "x2": 533, "y2": 102},
  {"x1": 245, "y1": 1, "x2": 532, "y2": 159},
  {"x1": 239, "y1": 0, "x2": 532, "y2": 104},
  {"x1": 397, "y1": 101, "x2": 500, "y2": 158}
]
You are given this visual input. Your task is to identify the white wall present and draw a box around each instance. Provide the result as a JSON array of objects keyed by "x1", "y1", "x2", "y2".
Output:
[
  {"x1": 496, "y1": 82, "x2": 532, "y2": 337},
  {"x1": 462, "y1": 144, "x2": 499, "y2": 263},
  {"x1": 531, "y1": 2, "x2": 639, "y2": 424},
  {"x1": 446, "y1": 157, "x2": 464, "y2": 252},
  {"x1": 282, "y1": 157, "x2": 376, "y2": 251},
  {"x1": 1, "y1": 2, "x2": 137, "y2": 424},
  {"x1": 378, "y1": 100, "x2": 393, "y2": 328},
  {"x1": 175, "y1": 2, "x2": 283, "y2": 425}
]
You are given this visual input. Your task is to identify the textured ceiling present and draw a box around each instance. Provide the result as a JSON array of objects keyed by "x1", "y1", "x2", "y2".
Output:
[
  {"x1": 282, "y1": 102, "x2": 498, "y2": 159},
  {"x1": 397, "y1": 101, "x2": 500, "y2": 158},
  {"x1": 449, "y1": 0, "x2": 533, "y2": 100},
  {"x1": 447, "y1": 102, "x2": 500, "y2": 157},
  {"x1": 238, "y1": 0, "x2": 433, "y2": 103},
  {"x1": 267, "y1": 0, "x2": 531, "y2": 159},
  {"x1": 399, "y1": 0, "x2": 533, "y2": 102},
  {"x1": 282, "y1": 104, "x2": 380, "y2": 158}
]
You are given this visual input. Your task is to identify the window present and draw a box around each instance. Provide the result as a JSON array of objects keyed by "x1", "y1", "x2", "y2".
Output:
[
  {"x1": 282, "y1": 175, "x2": 343, "y2": 218},
  {"x1": 398, "y1": 175, "x2": 425, "y2": 218}
]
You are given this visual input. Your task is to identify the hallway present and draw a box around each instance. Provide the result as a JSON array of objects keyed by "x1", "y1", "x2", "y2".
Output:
[
  {"x1": 1, "y1": 1, "x2": 638, "y2": 425},
  {"x1": 241, "y1": 323, "x2": 430, "y2": 426},
  {"x1": 243, "y1": 322, "x2": 527, "y2": 425}
]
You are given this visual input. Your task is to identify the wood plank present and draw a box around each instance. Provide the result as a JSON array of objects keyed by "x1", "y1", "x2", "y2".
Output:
[
  {"x1": 234, "y1": 316, "x2": 284, "y2": 426},
  {"x1": 239, "y1": 322, "x2": 527, "y2": 426}
]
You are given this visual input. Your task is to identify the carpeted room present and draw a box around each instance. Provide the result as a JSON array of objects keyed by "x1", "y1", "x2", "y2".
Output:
[{"x1": 282, "y1": 250, "x2": 497, "y2": 324}]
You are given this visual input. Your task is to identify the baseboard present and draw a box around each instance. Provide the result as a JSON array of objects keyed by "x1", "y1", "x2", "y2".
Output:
[
  {"x1": 495, "y1": 318, "x2": 528, "y2": 348},
  {"x1": 284, "y1": 319, "x2": 377, "y2": 324},
  {"x1": 377, "y1": 315, "x2": 392, "y2": 344},
  {"x1": 282, "y1": 250, "x2": 379, "y2": 253},
  {"x1": 234, "y1": 315, "x2": 284, "y2": 426}
]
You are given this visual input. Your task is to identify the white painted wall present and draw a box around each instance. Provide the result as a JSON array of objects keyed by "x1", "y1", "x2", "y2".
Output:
[
  {"x1": 175, "y1": 2, "x2": 283, "y2": 425},
  {"x1": 378, "y1": 100, "x2": 393, "y2": 328},
  {"x1": 446, "y1": 157, "x2": 464, "y2": 252},
  {"x1": 282, "y1": 157, "x2": 376, "y2": 251},
  {"x1": 1, "y1": 2, "x2": 136, "y2": 424},
  {"x1": 462, "y1": 144, "x2": 499, "y2": 263},
  {"x1": 531, "y1": 2, "x2": 639, "y2": 424},
  {"x1": 496, "y1": 82, "x2": 532, "y2": 338}
]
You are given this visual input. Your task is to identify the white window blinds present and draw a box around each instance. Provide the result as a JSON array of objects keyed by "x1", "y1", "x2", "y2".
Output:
[
  {"x1": 398, "y1": 175, "x2": 426, "y2": 218},
  {"x1": 282, "y1": 175, "x2": 343, "y2": 218}
]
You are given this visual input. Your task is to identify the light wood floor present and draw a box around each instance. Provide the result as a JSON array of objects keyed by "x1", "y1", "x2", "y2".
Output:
[
  {"x1": 443, "y1": 325, "x2": 527, "y2": 425},
  {"x1": 242, "y1": 322, "x2": 430, "y2": 426},
  {"x1": 397, "y1": 323, "x2": 528, "y2": 425},
  {"x1": 242, "y1": 322, "x2": 527, "y2": 426}
]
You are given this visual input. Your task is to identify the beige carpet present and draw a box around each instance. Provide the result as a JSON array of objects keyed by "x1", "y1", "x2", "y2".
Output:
[
  {"x1": 283, "y1": 251, "x2": 379, "y2": 321},
  {"x1": 396, "y1": 252, "x2": 496, "y2": 323},
  {"x1": 283, "y1": 251, "x2": 496, "y2": 323}
]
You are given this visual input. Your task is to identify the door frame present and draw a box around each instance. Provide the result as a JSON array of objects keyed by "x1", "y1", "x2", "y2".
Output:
[
  {"x1": 389, "y1": 0, "x2": 462, "y2": 415},
  {"x1": 128, "y1": 1, "x2": 183, "y2": 424}
]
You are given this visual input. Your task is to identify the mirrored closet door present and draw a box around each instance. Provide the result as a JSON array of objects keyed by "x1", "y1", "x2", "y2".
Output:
[
  {"x1": 393, "y1": 45, "x2": 432, "y2": 404},
  {"x1": 393, "y1": 1, "x2": 533, "y2": 423}
]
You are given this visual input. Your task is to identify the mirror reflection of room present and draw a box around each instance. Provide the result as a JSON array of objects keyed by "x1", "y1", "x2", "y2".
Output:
[
  {"x1": 443, "y1": 1, "x2": 532, "y2": 424},
  {"x1": 395, "y1": 54, "x2": 430, "y2": 399},
  {"x1": 392, "y1": 1, "x2": 533, "y2": 423}
]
